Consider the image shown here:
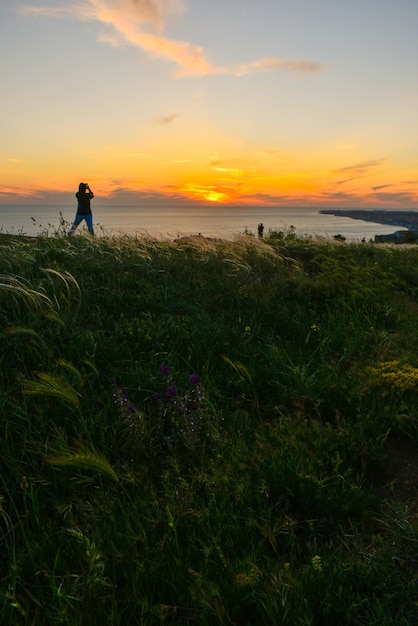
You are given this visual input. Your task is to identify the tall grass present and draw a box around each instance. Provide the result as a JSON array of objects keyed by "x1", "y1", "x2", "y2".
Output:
[{"x1": 0, "y1": 230, "x2": 417, "y2": 624}]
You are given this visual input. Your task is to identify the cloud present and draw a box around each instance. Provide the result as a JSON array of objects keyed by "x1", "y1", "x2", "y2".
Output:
[
  {"x1": 152, "y1": 113, "x2": 178, "y2": 124},
  {"x1": 98, "y1": 0, "x2": 164, "y2": 26},
  {"x1": 0, "y1": 186, "x2": 71, "y2": 203},
  {"x1": 212, "y1": 166, "x2": 246, "y2": 176},
  {"x1": 19, "y1": 0, "x2": 165, "y2": 26},
  {"x1": 372, "y1": 190, "x2": 417, "y2": 205},
  {"x1": 320, "y1": 190, "x2": 362, "y2": 203},
  {"x1": 209, "y1": 157, "x2": 258, "y2": 176},
  {"x1": 334, "y1": 159, "x2": 385, "y2": 176},
  {"x1": 104, "y1": 182, "x2": 208, "y2": 205},
  {"x1": 19, "y1": 0, "x2": 326, "y2": 78},
  {"x1": 231, "y1": 57, "x2": 325, "y2": 76},
  {"x1": 333, "y1": 159, "x2": 385, "y2": 185},
  {"x1": 2, "y1": 180, "x2": 417, "y2": 208},
  {"x1": 18, "y1": 2, "x2": 95, "y2": 20},
  {"x1": 372, "y1": 184, "x2": 392, "y2": 191}
]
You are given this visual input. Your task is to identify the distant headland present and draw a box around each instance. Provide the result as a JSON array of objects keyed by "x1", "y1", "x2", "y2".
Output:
[{"x1": 320, "y1": 209, "x2": 418, "y2": 230}]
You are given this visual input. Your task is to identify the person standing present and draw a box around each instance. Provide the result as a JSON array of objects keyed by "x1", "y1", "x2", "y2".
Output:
[{"x1": 68, "y1": 182, "x2": 95, "y2": 235}]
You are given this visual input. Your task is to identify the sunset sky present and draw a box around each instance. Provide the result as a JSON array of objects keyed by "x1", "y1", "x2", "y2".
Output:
[{"x1": 1, "y1": 0, "x2": 418, "y2": 207}]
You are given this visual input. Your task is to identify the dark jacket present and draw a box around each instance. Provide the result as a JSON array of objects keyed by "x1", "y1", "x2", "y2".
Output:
[{"x1": 76, "y1": 190, "x2": 94, "y2": 216}]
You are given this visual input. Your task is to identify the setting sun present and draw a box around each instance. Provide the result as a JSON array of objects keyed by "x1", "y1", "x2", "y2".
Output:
[{"x1": 182, "y1": 184, "x2": 228, "y2": 204}]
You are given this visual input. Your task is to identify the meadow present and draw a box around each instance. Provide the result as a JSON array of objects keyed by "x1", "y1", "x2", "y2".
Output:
[{"x1": 0, "y1": 227, "x2": 417, "y2": 625}]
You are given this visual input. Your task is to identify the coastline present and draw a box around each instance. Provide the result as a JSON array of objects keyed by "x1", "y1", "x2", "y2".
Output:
[{"x1": 320, "y1": 209, "x2": 418, "y2": 230}]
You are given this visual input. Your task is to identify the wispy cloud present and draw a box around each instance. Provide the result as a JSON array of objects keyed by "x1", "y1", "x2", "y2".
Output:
[
  {"x1": 152, "y1": 113, "x2": 178, "y2": 124},
  {"x1": 334, "y1": 159, "x2": 385, "y2": 175},
  {"x1": 333, "y1": 159, "x2": 385, "y2": 185},
  {"x1": 372, "y1": 184, "x2": 392, "y2": 191},
  {"x1": 19, "y1": 0, "x2": 326, "y2": 77},
  {"x1": 230, "y1": 57, "x2": 325, "y2": 76},
  {"x1": 209, "y1": 157, "x2": 258, "y2": 177},
  {"x1": 212, "y1": 166, "x2": 246, "y2": 176},
  {"x1": 18, "y1": 2, "x2": 95, "y2": 20}
]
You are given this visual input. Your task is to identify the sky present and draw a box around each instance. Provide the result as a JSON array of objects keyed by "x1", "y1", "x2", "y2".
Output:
[{"x1": 1, "y1": 0, "x2": 418, "y2": 208}]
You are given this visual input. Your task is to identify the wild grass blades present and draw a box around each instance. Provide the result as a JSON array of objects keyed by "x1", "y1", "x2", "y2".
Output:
[
  {"x1": 5, "y1": 325, "x2": 44, "y2": 340},
  {"x1": 24, "y1": 372, "x2": 81, "y2": 409},
  {"x1": 47, "y1": 440, "x2": 119, "y2": 483},
  {"x1": 41, "y1": 268, "x2": 82, "y2": 315},
  {"x1": 0, "y1": 495, "x2": 19, "y2": 616},
  {"x1": 222, "y1": 355, "x2": 260, "y2": 417},
  {"x1": 1, "y1": 231, "x2": 418, "y2": 624},
  {"x1": 0, "y1": 273, "x2": 53, "y2": 312},
  {"x1": 66, "y1": 528, "x2": 110, "y2": 594},
  {"x1": 0, "y1": 268, "x2": 81, "y2": 357}
]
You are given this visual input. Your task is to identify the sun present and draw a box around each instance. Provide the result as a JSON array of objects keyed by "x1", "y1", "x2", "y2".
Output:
[
  {"x1": 183, "y1": 184, "x2": 228, "y2": 203},
  {"x1": 204, "y1": 190, "x2": 227, "y2": 202}
]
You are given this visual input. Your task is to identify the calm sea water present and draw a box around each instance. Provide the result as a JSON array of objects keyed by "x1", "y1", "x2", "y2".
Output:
[{"x1": 0, "y1": 205, "x2": 406, "y2": 241}]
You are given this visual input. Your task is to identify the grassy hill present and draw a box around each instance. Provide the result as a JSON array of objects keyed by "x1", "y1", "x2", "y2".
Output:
[{"x1": 1, "y1": 230, "x2": 417, "y2": 625}]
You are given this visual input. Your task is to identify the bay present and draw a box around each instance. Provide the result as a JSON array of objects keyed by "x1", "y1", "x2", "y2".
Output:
[{"x1": 0, "y1": 204, "x2": 406, "y2": 241}]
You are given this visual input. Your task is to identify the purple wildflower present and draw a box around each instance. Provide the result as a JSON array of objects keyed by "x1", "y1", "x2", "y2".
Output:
[
  {"x1": 166, "y1": 385, "x2": 177, "y2": 398},
  {"x1": 160, "y1": 363, "x2": 171, "y2": 377},
  {"x1": 189, "y1": 373, "x2": 202, "y2": 386}
]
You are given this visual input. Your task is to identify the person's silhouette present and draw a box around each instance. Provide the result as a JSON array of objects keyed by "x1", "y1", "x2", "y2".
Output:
[{"x1": 68, "y1": 182, "x2": 95, "y2": 235}]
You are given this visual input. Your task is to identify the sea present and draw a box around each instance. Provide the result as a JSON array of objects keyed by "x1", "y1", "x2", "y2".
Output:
[{"x1": 0, "y1": 204, "x2": 407, "y2": 242}]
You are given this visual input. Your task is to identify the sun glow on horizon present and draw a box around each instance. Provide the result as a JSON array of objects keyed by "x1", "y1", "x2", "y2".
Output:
[
  {"x1": 182, "y1": 184, "x2": 228, "y2": 203},
  {"x1": 1, "y1": 2, "x2": 418, "y2": 209}
]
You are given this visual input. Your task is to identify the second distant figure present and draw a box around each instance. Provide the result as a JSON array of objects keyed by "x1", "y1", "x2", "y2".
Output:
[{"x1": 68, "y1": 182, "x2": 95, "y2": 235}]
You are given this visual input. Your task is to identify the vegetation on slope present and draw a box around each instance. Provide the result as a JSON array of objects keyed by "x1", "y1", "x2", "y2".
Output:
[{"x1": 0, "y1": 230, "x2": 417, "y2": 625}]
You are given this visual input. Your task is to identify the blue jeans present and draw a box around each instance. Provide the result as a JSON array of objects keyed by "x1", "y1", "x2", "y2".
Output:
[{"x1": 68, "y1": 213, "x2": 94, "y2": 235}]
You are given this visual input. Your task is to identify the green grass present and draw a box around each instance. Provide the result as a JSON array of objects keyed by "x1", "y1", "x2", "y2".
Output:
[{"x1": 0, "y1": 230, "x2": 417, "y2": 624}]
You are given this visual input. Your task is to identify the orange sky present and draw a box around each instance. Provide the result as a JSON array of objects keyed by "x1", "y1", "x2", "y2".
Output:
[{"x1": 1, "y1": 1, "x2": 418, "y2": 208}]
